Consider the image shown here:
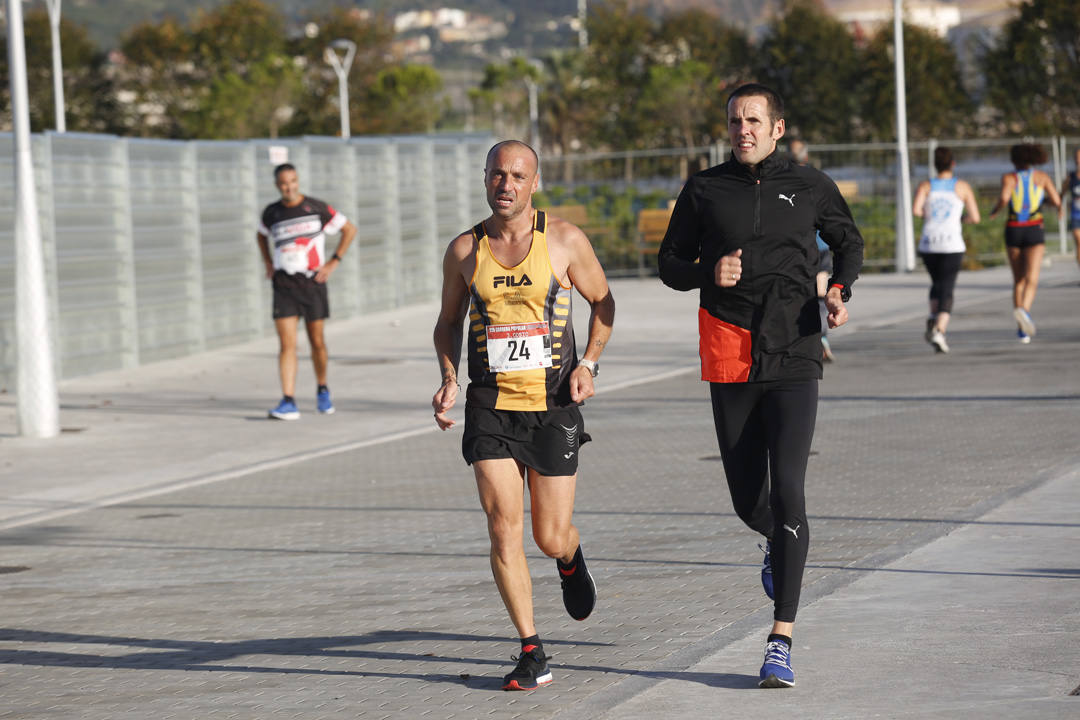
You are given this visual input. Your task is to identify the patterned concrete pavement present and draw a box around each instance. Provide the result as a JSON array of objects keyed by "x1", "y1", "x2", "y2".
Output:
[{"x1": 1, "y1": 263, "x2": 1078, "y2": 718}]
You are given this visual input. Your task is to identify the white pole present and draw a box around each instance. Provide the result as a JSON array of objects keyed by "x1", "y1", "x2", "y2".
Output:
[
  {"x1": 324, "y1": 39, "x2": 356, "y2": 139},
  {"x1": 1055, "y1": 135, "x2": 1067, "y2": 255},
  {"x1": 893, "y1": 0, "x2": 915, "y2": 272},
  {"x1": 7, "y1": 0, "x2": 60, "y2": 438},
  {"x1": 44, "y1": 0, "x2": 66, "y2": 132},
  {"x1": 577, "y1": 0, "x2": 588, "y2": 49}
]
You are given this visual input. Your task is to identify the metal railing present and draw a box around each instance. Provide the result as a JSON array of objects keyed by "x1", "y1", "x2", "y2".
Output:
[
  {"x1": 0, "y1": 132, "x2": 493, "y2": 387},
  {"x1": 539, "y1": 137, "x2": 1080, "y2": 273}
]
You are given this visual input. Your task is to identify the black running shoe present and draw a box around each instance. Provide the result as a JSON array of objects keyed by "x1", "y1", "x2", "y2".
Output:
[
  {"x1": 558, "y1": 545, "x2": 596, "y2": 621},
  {"x1": 502, "y1": 646, "x2": 552, "y2": 691}
]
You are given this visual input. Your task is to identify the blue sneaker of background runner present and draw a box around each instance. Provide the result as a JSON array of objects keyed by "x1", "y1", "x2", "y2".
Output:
[
  {"x1": 316, "y1": 389, "x2": 335, "y2": 414},
  {"x1": 269, "y1": 398, "x2": 300, "y2": 420},
  {"x1": 759, "y1": 540, "x2": 774, "y2": 600},
  {"x1": 759, "y1": 639, "x2": 795, "y2": 688}
]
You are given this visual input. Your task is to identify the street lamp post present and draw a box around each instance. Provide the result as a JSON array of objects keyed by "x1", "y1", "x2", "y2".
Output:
[
  {"x1": 43, "y1": 0, "x2": 66, "y2": 132},
  {"x1": 324, "y1": 39, "x2": 356, "y2": 139},
  {"x1": 6, "y1": 0, "x2": 60, "y2": 437}
]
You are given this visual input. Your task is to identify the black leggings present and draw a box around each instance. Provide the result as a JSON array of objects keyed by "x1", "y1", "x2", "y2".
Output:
[
  {"x1": 709, "y1": 379, "x2": 818, "y2": 623},
  {"x1": 921, "y1": 252, "x2": 964, "y2": 314}
]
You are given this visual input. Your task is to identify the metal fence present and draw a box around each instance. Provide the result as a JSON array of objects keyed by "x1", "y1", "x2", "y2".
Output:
[
  {"x1": 540, "y1": 136, "x2": 1080, "y2": 272},
  {"x1": 0, "y1": 132, "x2": 493, "y2": 388},
  {"x1": 3, "y1": 132, "x2": 1078, "y2": 387}
]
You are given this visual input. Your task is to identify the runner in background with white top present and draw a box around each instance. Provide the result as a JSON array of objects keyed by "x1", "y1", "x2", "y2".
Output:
[
  {"x1": 912, "y1": 147, "x2": 981, "y2": 354},
  {"x1": 257, "y1": 163, "x2": 357, "y2": 419}
]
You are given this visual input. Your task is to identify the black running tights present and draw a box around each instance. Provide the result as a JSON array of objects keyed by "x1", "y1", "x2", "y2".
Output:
[
  {"x1": 709, "y1": 378, "x2": 817, "y2": 623},
  {"x1": 921, "y1": 251, "x2": 964, "y2": 314}
]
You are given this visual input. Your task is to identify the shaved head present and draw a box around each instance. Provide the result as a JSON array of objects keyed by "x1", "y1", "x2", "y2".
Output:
[{"x1": 486, "y1": 140, "x2": 539, "y2": 174}]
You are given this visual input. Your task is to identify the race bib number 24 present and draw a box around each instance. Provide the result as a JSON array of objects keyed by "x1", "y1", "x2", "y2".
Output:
[{"x1": 486, "y1": 321, "x2": 552, "y2": 373}]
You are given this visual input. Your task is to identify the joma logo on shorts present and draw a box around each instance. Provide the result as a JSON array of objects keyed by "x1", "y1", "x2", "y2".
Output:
[{"x1": 493, "y1": 274, "x2": 532, "y2": 288}]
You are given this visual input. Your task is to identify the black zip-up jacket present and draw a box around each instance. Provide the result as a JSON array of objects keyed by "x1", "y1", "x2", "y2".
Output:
[{"x1": 658, "y1": 150, "x2": 864, "y2": 382}]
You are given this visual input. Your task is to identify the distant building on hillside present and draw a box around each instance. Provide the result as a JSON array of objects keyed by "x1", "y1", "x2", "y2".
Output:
[{"x1": 826, "y1": 0, "x2": 1015, "y2": 38}]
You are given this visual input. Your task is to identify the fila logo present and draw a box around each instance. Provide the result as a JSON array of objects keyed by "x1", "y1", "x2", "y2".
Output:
[{"x1": 493, "y1": 273, "x2": 532, "y2": 288}]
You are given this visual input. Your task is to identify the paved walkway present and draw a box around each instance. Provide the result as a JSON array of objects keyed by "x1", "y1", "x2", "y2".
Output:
[{"x1": 1, "y1": 259, "x2": 1078, "y2": 718}]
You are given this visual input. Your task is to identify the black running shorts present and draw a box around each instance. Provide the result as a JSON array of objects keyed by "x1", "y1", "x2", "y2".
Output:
[
  {"x1": 462, "y1": 405, "x2": 590, "y2": 477},
  {"x1": 1004, "y1": 225, "x2": 1045, "y2": 249},
  {"x1": 272, "y1": 270, "x2": 330, "y2": 322}
]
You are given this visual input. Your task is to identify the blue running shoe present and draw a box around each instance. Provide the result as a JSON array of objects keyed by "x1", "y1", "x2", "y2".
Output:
[
  {"x1": 269, "y1": 397, "x2": 300, "y2": 420},
  {"x1": 759, "y1": 639, "x2": 795, "y2": 688},
  {"x1": 1013, "y1": 307, "x2": 1035, "y2": 337},
  {"x1": 316, "y1": 388, "x2": 335, "y2": 414},
  {"x1": 1017, "y1": 329, "x2": 1031, "y2": 345},
  {"x1": 759, "y1": 541, "x2": 774, "y2": 600}
]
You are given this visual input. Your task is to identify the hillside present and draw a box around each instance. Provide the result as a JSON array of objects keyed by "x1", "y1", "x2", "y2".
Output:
[{"x1": 61, "y1": 0, "x2": 779, "y2": 49}]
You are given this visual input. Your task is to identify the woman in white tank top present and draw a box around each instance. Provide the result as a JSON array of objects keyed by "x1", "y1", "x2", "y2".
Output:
[{"x1": 911, "y1": 147, "x2": 981, "y2": 353}]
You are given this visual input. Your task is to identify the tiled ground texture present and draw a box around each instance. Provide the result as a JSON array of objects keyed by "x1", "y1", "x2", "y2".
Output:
[{"x1": 1, "y1": 281, "x2": 1077, "y2": 719}]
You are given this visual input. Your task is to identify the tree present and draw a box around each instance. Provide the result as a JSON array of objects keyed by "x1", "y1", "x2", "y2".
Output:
[
  {"x1": 580, "y1": 0, "x2": 657, "y2": 150},
  {"x1": 285, "y1": 7, "x2": 400, "y2": 137},
  {"x1": 860, "y1": 22, "x2": 974, "y2": 141},
  {"x1": 982, "y1": 0, "x2": 1080, "y2": 134},
  {"x1": 470, "y1": 57, "x2": 540, "y2": 141},
  {"x1": 360, "y1": 65, "x2": 445, "y2": 134},
  {"x1": 754, "y1": 0, "x2": 862, "y2": 143},
  {"x1": 0, "y1": 9, "x2": 121, "y2": 134},
  {"x1": 116, "y1": 0, "x2": 299, "y2": 139}
]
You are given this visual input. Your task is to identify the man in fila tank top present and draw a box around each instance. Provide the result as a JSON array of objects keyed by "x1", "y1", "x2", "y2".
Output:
[
  {"x1": 432, "y1": 141, "x2": 615, "y2": 691},
  {"x1": 912, "y1": 146, "x2": 981, "y2": 353},
  {"x1": 989, "y1": 144, "x2": 1061, "y2": 343}
]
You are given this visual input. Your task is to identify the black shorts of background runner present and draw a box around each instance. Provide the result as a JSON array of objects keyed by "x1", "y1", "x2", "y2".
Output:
[
  {"x1": 920, "y1": 251, "x2": 964, "y2": 314},
  {"x1": 462, "y1": 405, "x2": 590, "y2": 477},
  {"x1": 1004, "y1": 225, "x2": 1045, "y2": 249},
  {"x1": 709, "y1": 378, "x2": 817, "y2": 623},
  {"x1": 272, "y1": 270, "x2": 330, "y2": 321}
]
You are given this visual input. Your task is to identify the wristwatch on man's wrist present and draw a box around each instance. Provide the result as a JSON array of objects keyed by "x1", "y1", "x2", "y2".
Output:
[{"x1": 578, "y1": 358, "x2": 599, "y2": 377}]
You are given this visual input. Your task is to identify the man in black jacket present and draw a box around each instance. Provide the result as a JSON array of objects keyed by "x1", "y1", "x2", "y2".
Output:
[{"x1": 658, "y1": 83, "x2": 864, "y2": 688}]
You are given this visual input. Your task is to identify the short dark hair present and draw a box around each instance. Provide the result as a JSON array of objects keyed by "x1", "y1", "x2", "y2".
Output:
[
  {"x1": 1009, "y1": 143, "x2": 1047, "y2": 170},
  {"x1": 727, "y1": 83, "x2": 785, "y2": 125},
  {"x1": 273, "y1": 163, "x2": 296, "y2": 180},
  {"x1": 933, "y1": 147, "x2": 953, "y2": 173}
]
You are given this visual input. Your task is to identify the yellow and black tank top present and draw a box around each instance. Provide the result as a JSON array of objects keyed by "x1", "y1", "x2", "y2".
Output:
[
  {"x1": 466, "y1": 210, "x2": 578, "y2": 411},
  {"x1": 1007, "y1": 169, "x2": 1045, "y2": 227}
]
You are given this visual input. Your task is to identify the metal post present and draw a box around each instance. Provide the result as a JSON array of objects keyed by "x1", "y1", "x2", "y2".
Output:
[
  {"x1": 7, "y1": 0, "x2": 59, "y2": 437},
  {"x1": 44, "y1": 0, "x2": 66, "y2": 132},
  {"x1": 577, "y1": 0, "x2": 588, "y2": 49},
  {"x1": 324, "y1": 39, "x2": 356, "y2": 139},
  {"x1": 1054, "y1": 135, "x2": 1066, "y2": 255},
  {"x1": 893, "y1": 1, "x2": 915, "y2": 272}
]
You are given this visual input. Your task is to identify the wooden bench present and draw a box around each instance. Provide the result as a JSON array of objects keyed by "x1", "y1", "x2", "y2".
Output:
[
  {"x1": 834, "y1": 180, "x2": 858, "y2": 200},
  {"x1": 636, "y1": 207, "x2": 672, "y2": 274},
  {"x1": 542, "y1": 204, "x2": 588, "y2": 227}
]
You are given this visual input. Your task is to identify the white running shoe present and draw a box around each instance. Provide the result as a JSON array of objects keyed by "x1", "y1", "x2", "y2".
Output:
[
  {"x1": 930, "y1": 330, "x2": 949, "y2": 354},
  {"x1": 1017, "y1": 329, "x2": 1031, "y2": 344},
  {"x1": 1013, "y1": 307, "x2": 1036, "y2": 337}
]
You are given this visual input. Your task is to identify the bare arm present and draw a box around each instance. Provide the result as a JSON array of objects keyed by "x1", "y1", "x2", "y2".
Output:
[
  {"x1": 1037, "y1": 171, "x2": 1062, "y2": 211},
  {"x1": 911, "y1": 180, "x2": 931, "y2": 218},
  {"x1": 256, "y1": 232, "x2": 273, "y2": 278},
  {"x1": 989, "y1": 173, "x2": 1014, "y2": 218},
  {"x1": 431, "y1": 235, "x2": 473, "y2": 430},
  {"x1": 565, "y1": 226, "x2": 615, "y2": 404},
  {"x1": 315, "y1": 220, "x2": 358, "y2": 283},
  {"x1": 956, "y1": 180, "x2": 981, "y2": 224}
]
